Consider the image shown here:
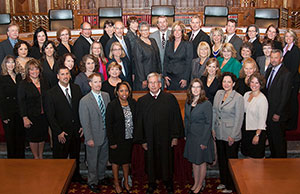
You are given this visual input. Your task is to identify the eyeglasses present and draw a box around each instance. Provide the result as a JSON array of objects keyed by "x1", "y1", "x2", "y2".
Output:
[{"x1": 82, "y1": 28, "x2": 91, "y2": 31}]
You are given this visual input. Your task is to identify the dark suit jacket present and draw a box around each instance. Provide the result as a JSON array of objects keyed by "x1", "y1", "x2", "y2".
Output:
[
  {"x1": 229, "y1": 34, "x2": 243, "y2": 61},
  {"x1": 40, "y1": 58, "x2": 59, "y2": 88},
  {"x1": 0, "y1": 74, "x2": 22, "y2": 120},
  {"x1": 251, "y1": 38, "x2": 263, "y2": 60},
  {"x1": 283, "y1": 44, "x2": 300, "y2": 84},
  {"x1": 18, "y1": 78, "x2": 49, "y2": 118},
  {"x1": 73, "y1": 35, "x2": 94, "y2": 65},
  {"x1": 163, "y1": 40, "x2": 193, "y2": 81},
  {"x1": 264, "y1": 64, "x2": 291, "y2": 121},
  {"x1": 106, "y1": 98, "x2": 136, "y2": 146},
  {"x1": 105, "y1": 35, "x2": 132, "y2": 62},
  {"x1": 0, "y1": 39, "x2": 18, "y2": 71},
  {"x1": 99, "y1": 33, "x2": 111, "y2": 53},
  {"x1": 187, "y1": 30, "x2": 211, "y2": 59},
  {"x1": 57, "y1": 43, "x2": 73, "y2": 57},
  {"x1": 30, "y1": 46, "x2": 42, "y2": 60},
  {"x1": 45, "y1": 84, "x2": 83, "y2": 138},
  {"x1": 106, "y1": 58, "x2": 132, "y2": 86}
]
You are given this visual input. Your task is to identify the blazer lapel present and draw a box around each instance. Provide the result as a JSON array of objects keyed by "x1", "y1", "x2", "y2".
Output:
[
  {"x1": 220, "y1": 90, "x2": 234, "y2": 108},
  {"x1": 58, "y1": 86, "x2": 73, "y2": 109},
  {"x1": 269, "y1": 65, "x2": 283, "y2": 90},
  {"x1": 88, "y1": 92, "x2": 102, "y2": 117}
]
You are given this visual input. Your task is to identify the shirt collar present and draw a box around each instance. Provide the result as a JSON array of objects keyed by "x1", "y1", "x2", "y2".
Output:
[{"x1": 58, "y1": 82, "x2": 70, "y2": 93}]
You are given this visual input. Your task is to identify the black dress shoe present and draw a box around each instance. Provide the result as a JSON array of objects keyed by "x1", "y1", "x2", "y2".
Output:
[
  {"x1": 72, "y1": 175, "x2": 86, "y2": 184},
  {"x1": 98, "y1": 177, "x2": 112, "y2": 186},
  {"x1": 89, "y1": 184, "x2": 100, "y2": 193}
]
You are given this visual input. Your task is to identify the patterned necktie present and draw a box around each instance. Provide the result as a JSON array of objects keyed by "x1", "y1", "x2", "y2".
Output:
[
  {"x1": 98, "y1": 95, "x2": 106, "y2": 125},
  {"x1": 65, "y1": 88, "x2": 72, "y2": 107},
  {"x1": 190, "y1": 33, "x2": 194, "y2": 41},
  {"x1": 162, "y1": 33, "x2": 165, "y2": 49},
  {"x1": 267, "y1": 69, "x2": 275, "y2": 89}
]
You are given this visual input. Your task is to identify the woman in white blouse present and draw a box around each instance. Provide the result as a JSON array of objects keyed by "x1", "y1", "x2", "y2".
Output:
[{"x1": 241, "y1": 72, "x2": 268, "y2": 158}]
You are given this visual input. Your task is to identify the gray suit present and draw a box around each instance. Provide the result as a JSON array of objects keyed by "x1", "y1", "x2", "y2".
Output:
[
  {"x1": 256, "y1": 56, "x2": 271, "y2": 76},
  {"x1": 228, "y1": 34, "x2": 243, "y2": 61},
  {"x1": 149, "y1": 29, "x2": 171, "y2": 72},
  {"x1": 212, "y1": 90, "x2": 244, "y2": 141},
  {"x1": 79, "y1": 91, "x2": 110, "y2": 185}
]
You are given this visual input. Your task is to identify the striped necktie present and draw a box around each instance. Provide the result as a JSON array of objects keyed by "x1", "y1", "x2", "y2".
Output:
[
  {"x1": 65, "y1": 88, "x2": 72, "y2": 107},
  {"x1": 98, "y1": 95, "x2": 106, "y2": 126}
]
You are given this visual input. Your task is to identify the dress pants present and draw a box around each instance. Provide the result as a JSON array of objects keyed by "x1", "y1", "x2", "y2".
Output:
[
  {"x1": 266, "y1": 119, "x2": 287, "y2": 158},
  {"x1": 86, "y1": 138, "x2": 109, "y2": 185},
  {"x1": 2, "y1": 113, "x2": 25, "y2": 158},
  {"x1": 216, "y1": 139, "x2": 239, "y2": 191},
  {"x1": 53, "y1": 133, "x2": 81, "y2": 177}
]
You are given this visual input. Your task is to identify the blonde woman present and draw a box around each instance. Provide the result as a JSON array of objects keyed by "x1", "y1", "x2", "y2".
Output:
[
  {"x1": 191, "y1": 41, "x2": 211, "y2": 80},
  {"x1": 217, "y1": 43, "x2": 242, "y2": 78},
  {"x1": 210, "y1": 27, "x2": 225, "y2": 58}
]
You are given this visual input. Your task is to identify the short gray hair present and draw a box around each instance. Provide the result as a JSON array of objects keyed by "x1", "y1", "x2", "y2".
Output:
[
  {"x1": 271, "y1": 49, "x2": 283, "y2": 58},
  {"x1": 147, "y1": 72, "x2": 162, "y2": 82}
]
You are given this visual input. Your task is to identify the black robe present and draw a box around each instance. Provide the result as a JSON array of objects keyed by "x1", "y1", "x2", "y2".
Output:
[{"x1": 134, "y1": 91, "x2": 184, "y2": 183}]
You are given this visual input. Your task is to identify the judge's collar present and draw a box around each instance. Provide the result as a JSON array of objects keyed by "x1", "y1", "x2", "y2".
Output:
[{"x1": 150, "y1": 89, "x2": 161, "y2": 97}]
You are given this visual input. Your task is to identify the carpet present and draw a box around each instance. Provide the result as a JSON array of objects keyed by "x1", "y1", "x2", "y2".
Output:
[{"x1": 67, "y1": 178, "x2": 236, "y2": 194}]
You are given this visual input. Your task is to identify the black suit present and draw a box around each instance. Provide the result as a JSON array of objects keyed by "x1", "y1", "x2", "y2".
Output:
[
  {"x1": 163, "y1": 40, "x2": 193, "y2": 90},
  {"x1": 105, "y1": 35, "x2": 132, "y2": 62},
  {"x1": 30, "y1": 46, "x2": 43, "y2": 60},
  {"x1": 45, "y1": 83, "x2": 83, "y2": 177},
  {"x1": 187, "y1": 30, "x2": 211, "y2": 59},
  {"x1": 0, "y1": 39, "x2": 18, "y2": 71},
  {"x1": 264, "y1": 64, "x2": 291, "y2": 158},
  {"x1": 251, "y1": 38, "x2": 263, "y2": 60},
  {"x1": 0, "y1": 74, "x2": 25, "y2": 158},
  {"x1": 73, "y1": 35, "x2": 94, "y2": 66},
  {"x1": 18, "y1": 78, "x2": 49, "y2": 142},
  {"x1": 283, "y1": 44, "x2": 300, "y2": 130},
  {"x1": 57, "y1": 43, "x2": 73, "y2": 57}
]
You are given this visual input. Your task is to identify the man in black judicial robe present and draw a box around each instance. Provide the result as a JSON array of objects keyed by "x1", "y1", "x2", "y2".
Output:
[{"x1": 135, "y1": 72, "x2": 184, "y2": 194}]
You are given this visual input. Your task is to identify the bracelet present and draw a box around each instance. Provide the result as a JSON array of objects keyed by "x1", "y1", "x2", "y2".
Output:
[{"x1": 255, "y1": 133, "x2": 260, "y2": 137}]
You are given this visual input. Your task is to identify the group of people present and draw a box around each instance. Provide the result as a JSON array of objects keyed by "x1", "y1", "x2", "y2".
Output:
[{"x1": 0, "y1": 14, "x2": 299, "y2": 194}]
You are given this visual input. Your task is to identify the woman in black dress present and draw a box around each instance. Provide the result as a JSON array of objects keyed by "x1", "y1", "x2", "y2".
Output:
[
  {"x1": 245, "y1": 24, "x2": 263, "y2": 60},
  {"x1": 200, "y1": 58, "x2": 221, "y2": 104},
  {"x1": 133, "y1": 21, "x2": 161, "y2": 90},
  {"x1": 56, "y1": 27, "x2": 73, "y2": 57},
  {"x1": 283, "y1": 29, "x2": 300, "y2": 130},
  {"x1": 164, "y1": 21, "x2": 193, "y2": 90},
  {"x1": 0, "y1": 56, "x2": 25, "y2": 158},
  {"x1": 264, "y1": 24, "x2": 283, "y2": 51},
  {"x1": 235, "y1": 58, "x2": 259, "y2": 96},
  {"x1": 106, "y1": 81, "x2": 136, "y2": 194},
  {"x1": 40, "y1": 41, "x2": 59, "y2": 88},
  {"x1": 30, "y1": 27, "x2": 48, "y2": 60},
  {"x1": 101, "y1": 62, "x2": 122, "y2": 100},
  {"x1": 184, "y1": 78, "x2": 214, "y2": 194},
  {"x1": 18, "y1": 59, "x2": 49, "y2": 159}
]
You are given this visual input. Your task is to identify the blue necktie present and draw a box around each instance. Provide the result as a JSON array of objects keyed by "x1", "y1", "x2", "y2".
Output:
[
  {"x1": 98, "y1": 95, "x2": 106, "y2": 126},
  {"x1": 267, "y1": 69, "x2": 275, "y2": 88}
]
